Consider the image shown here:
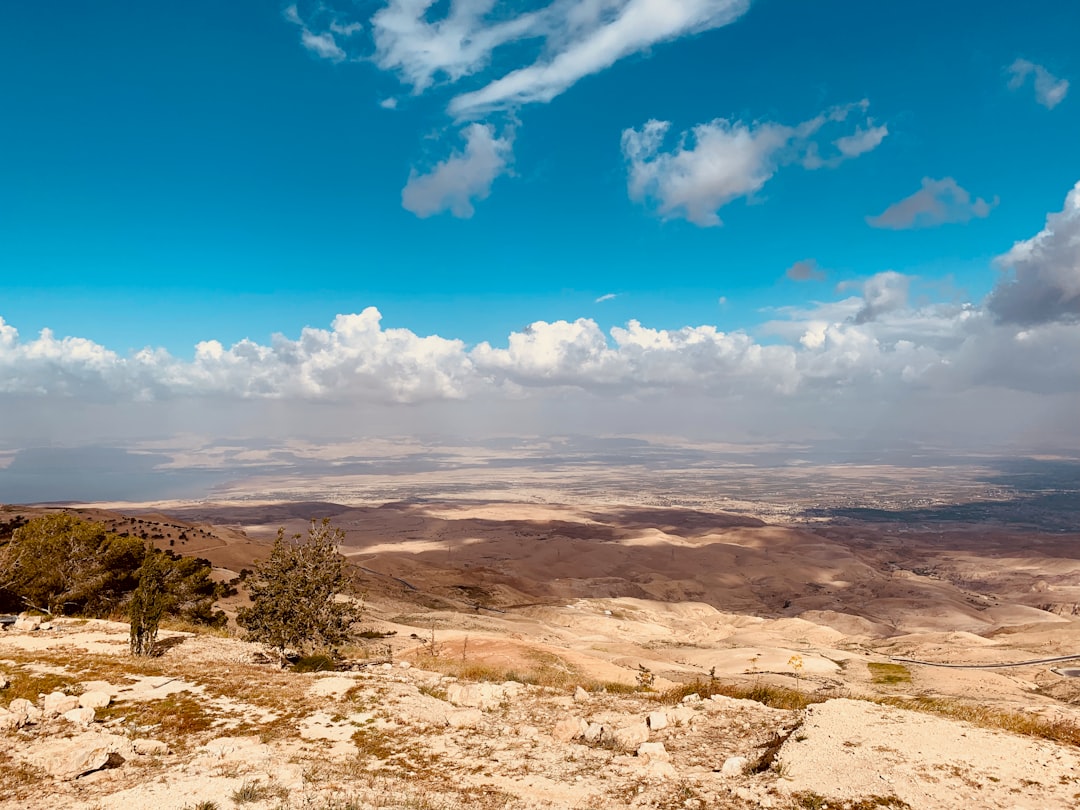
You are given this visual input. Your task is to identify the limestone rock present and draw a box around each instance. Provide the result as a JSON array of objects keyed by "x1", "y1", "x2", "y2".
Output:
[
  {"x1": 670, "y1": 705, "x2": 697, "y2": 726},
  {"x1": 79, "y1": 690, "x2": 111, "y2": 709},
  {"x1": 446, "y1": 682, "x2": 504, "y2": 711},
  {"x1": 0, "y1": 674, "x2": 8, "y2": 689},
  {"x1": 133, "y1": 738, "x2": 170, "y2": 756},
  {"x1": 0, "y1": 708, "x2": 20, "y2": 731},
  {"x1": 40, "y1": 741, "x2": 112, "y2": 780},
  {"x1": 446, "y1": 709, "x2": 484, "y2": 729},
  {"x1": 647, "y1": 710, "x2": 668, "y2": 731},
  {"x1": 43, "y1": 692, "x2": 79, "y2": 717},
  {"x1": 8, "y1": 698, "x2": 42, "y2": 724},
  {"x1": 573, "y1": 686, "x2": 590, "y2": 702},
  {"x1": 13, "y1": 615, "x2": 41, "y2": 631},
  {"x1": 552, "y1": 715, "x2": 588, "y2": 742},
  {"x1": 583, "y1": 722, "x2": 604, "y2": 743},
  {"x1": 636, "y1": 741, "x2": 670, "y2": 763},
  {"x1": 612, "y1": 723, "x2": 650, "y2": 751},
  {"x1": 62, "y1": 707, "x2": 96, "y2": 726},
  {"x1": 721, "y1": 755, "x2": 749, "y2": 776}
]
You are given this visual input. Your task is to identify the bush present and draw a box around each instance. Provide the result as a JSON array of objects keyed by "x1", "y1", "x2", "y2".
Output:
[{"x1": 236, "y1": 519, "x2": 362, "y2": 662}]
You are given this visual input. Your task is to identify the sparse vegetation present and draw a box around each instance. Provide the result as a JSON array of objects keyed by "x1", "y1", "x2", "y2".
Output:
[{"x1": 868, "y1": 662, "x2": 912, "y2": 685}]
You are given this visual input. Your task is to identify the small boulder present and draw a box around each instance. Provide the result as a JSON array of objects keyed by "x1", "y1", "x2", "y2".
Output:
[
  {"x1": 720, "y1": 755, "x2": 749, "y2": 776},
  {"x1": 612, "y1": 723, "x2": 650, "y2": 751},
  {"x1": 13, "y1": 615, "x2": 41, "y2": 631},
  {"x1": 0, "y1": 674, "x2": 9, "y2": 689},
  {"x1": 8, "y1": 698, "x2": 42, "y2": 724},
  {"x1": 681, "y1": 693, "x2": 701, "y2": 704},
  {"x1": 44, "y1": 692, "x2": 79, "y2": 717},
  {"x1": 583, "y1": 722, "x2": 604, "y2": 743},
  {"x1": 446, "y1": 682, "x2": 503, "y2": 711},
  {"x1": 670, "y1": 705, "x2": 697, "y2": 726},
  {"x1": 62, "y1": 707, "x2": 96, "y2": 726},
  {"x1": 636, "y1": 741, "x2": 670, "y2": 763},
  {"x1": 0, "y1": 708, "x2": 20, "y2": 731},
  {"x1": 40, "y1": 742, "x2": 112, "y2": 780},
  {"x1": 79, "y1": 691, "x2": 111, "y2": 710},
  {"x1": 573, "y1": 686, "x2": 590, "y2": 702},
  {"x1": 552, "y1": 715, "x2": 588, "y2": 742},
  {"x1": 132, "y1": 738, "x2": 170, "y2": 756},
  {"x1": 446, "y1": 709, "x2": 484, "y2": 729},
  {"x1": 647, "y1": 710, "x2": 668, "y2": 731}
]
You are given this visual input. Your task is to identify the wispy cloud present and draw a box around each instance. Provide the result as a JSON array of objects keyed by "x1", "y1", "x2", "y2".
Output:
[
  {"x1": 401, "y1": 124, "x2": 513, "y2": 218},
  {"x1": 867, "y1": 177, "x2": 997, "y2": 230},
  {"x1": 595, "y1": 293, "x2": 618, "y2": 303},
  {"x1": 622, "y1": 101, "x2": 886, "y2": 227},
  {"x1": 285, "y1": 4, "x2": 349, "y2": 63},
  {"x1": 1007, "y1": 58, "x2": 1069, "y2": 109}
]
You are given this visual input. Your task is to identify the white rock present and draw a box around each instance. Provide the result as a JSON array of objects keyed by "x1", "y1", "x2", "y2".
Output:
[
  {"x1": 0, "y1": 708, "x2": 20, "y2": 731},
  {"x1": 44, "y1": 692, "x2": 79, "y2": 717},
  {"x1": 637, "y1": 741, "x2": 670, "y2": 763},
  {"x1": 398, "y1": 661, "x2": 411, "y2": 670},
  {"x1": 721, "y1": 756, "x2": 749, "y2": 777},
  {"x1": 446, "y1": 682, "x2": 504, "y2": 711},
  {"x1": 133, "y1": 738, "x2": 170, "y2": 756},
  {"x1": 583, "y1": 722, "x2": 604, "y2": 743},
  {"x1": 13, "y1": 615, "x2": 41, "y2": 631},
  {"x1": 681, "y1": 693, "x2": 701, "y2": 704},
  {"x1": 446, "y1": 709, "x2": 484, "y2": 729},
  {"x1": 62, "y1": 707, "x2": 96, "y2": 726},
  {"x1": 39, "y1": 622, "x2": 52, "y2": 631},
  {"x1": 8, "y1": 698, "x2": 41, "y2": 724},
  {"x1": 612, "y1": 723, "x2": 650, "y2": 751},
  {"x1": 40, "y1": 742, "x2": 112, "y2": 779},
  {"x1": 79, "y1": 690, "x2": 111, "y2": 709},
  {"x1": 647, "y1": 710, "x2": 668, "y2": 731},
  {"x1": 552, "y1": 715, "x2": 588, "y2": 742},
  {"x1": 670, "y1": 706, "x2": 697, "y2": 726},
  {"x1": 0, "y1": 674, "x2": 8, "y2": 689},
  {"x1": 573, "y1": 686, "x2": 590, "y2": 702}
]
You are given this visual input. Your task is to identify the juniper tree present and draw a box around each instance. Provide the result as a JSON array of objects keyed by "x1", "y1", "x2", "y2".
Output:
[
  {"x1": 129, "y1": 544, "x2": 170, "y2": 656},
  {"x1": 236, "y1": 519, "x2": 362, "y2": 663}
]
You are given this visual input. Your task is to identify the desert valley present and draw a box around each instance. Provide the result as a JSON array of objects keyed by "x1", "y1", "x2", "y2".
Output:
[{"x1": 3, "y1": 446, "x2": 1080, "y2": 809}]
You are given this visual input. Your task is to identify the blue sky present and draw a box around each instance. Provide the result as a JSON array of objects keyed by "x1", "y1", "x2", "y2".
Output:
[{"x1": 1, "y1": 0, "x2": 1079, "y2": 462}]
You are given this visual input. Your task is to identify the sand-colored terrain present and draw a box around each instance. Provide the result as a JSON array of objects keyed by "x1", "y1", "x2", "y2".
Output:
[{"x1": 4, "y1": 491, "x2": 1080, "y2": 808}]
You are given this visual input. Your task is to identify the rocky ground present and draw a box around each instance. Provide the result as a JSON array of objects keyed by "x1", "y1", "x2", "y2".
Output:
[{"x1": 4, "y1": 620, "x2": 1080, "y2": 810}]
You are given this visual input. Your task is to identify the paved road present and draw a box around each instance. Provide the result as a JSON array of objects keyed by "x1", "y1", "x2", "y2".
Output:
[{"x1": 892, "y1": 653, "x2": 1080, "y2": 669}]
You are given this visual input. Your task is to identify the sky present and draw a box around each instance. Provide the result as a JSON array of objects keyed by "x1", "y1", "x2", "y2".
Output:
[{"x1": 1, "y1": 0, "x2": 1080, "y2": 478}]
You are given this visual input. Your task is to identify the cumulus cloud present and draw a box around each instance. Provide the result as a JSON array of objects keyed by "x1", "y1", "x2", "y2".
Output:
[
  {"x1": 989, "y1": 180, "x2": 1080, "y2": 325},
  {"x1": 786, "y1": 259, "x2": 826, "y2": 282},
  {"x1": 1007, "y1": 58, "x2": 1070, "y2": 109},
  {"x1": 401, "y1": 123, "x2": 513, "y2": 218},
  {"x1": 852, "y1": 271, "x2": 910, "y2": 324},
  {"x1": 867, "y1": 177, "x2": 997, "y2": 230},
  {"x1": 622, "y1": 102, "x2": 886, "y2": 226}
]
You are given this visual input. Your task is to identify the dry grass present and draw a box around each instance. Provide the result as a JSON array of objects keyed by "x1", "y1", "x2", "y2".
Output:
[
  {"x1": 873, "y1": 695, "x2": 1080, "y2": 747},
  {"x1": 661, "y1": 678, "x2": 826, "y2": 711},
  {"x1": 0, "y1": 751, "x2": 49, "y2": 801},
  {"x1": 867, "y1": 663, "x2": 912, "y2": 685}
]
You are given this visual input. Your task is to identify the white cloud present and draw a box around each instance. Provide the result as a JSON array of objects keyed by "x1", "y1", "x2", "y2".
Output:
[
  {"x1": 285, "y1": 5, "x2": 349, "y2": 63},
  {"x1": 852, "y1": 271, "x2": 910, "y2": 324},
  {"x1": 448, "y1": 0, "x2": 750, "y2": 116},
  {"x1": 595, "y1": 293, "x2": 618, "y2": 303},
  {"x1": 834, "y1": 122, "x2": 889, "y2": 158},
  {"x1": 365, "y1": 1, "x2": 750, "y2": 114},
  {"x1": 867, "y1": 177, "x2": 997, "y2": 230},
  {"x1": 1007, "y1": 58, "x2": 1069, "y2": 109},
  {"x1": 989, "y1": 180, "x2": 1080, "y2": 325},
  {"x1": 622, "y1": 102, "x2": 886, "y2": 227},
  {"x1": 379, "y1": 97, "x2": 399, "y2": 110},
  {"x1": 401, "y1": 123, "x2": 513, "y2": 218}
]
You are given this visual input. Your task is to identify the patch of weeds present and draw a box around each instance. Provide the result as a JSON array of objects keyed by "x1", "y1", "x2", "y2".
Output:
[
  {"x1": 231, "y1": 780, "x2": 285, "y2": 804},
  {"x1": 868, "y1": 663, "x2": 912, "y2": 685},
  {"x1": 0, "y1": 752, "x2": 48, "y2": 800},
  {"x1": 0, "y1": 668, "x2": 79, "y2": 703},
  {"x1": 292, "y1": 654, "x2": 337, "y2": 673},
  {"x1": 104, "y1": 693, "x2": 215, "y2": 743},
  {"x1": 661, "y1": 677, "x2": 825, "y2": 710},
  {"x1": 183, "y1": 802, "x2": 220, "y2": 810},
  {"x1": 748, "y1": 724, "x2": 801, "y2": 773},
  {"x1": 353, "y1": 727, "x2": 398, "y2": 761},
  {"x1": 417, "y1": 683, "x2": 448, "y2": 701}
]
